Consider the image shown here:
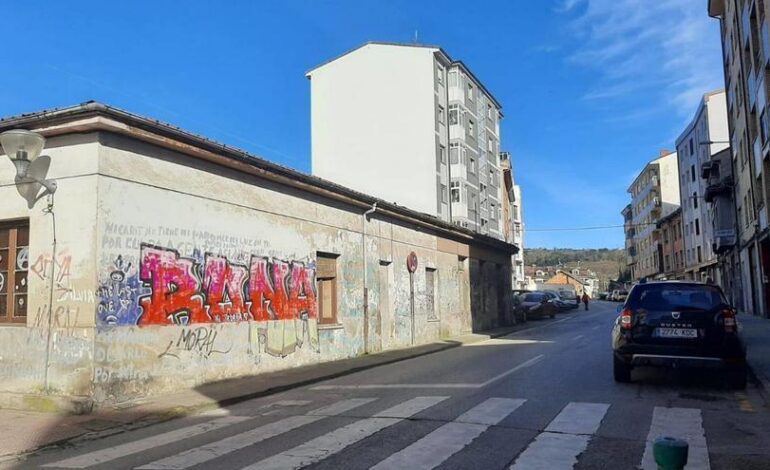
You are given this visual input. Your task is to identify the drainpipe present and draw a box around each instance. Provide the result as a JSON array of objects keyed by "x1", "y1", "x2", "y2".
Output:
[{"x1": 362, "y1": 202, "x2": 377, "y2": 354}]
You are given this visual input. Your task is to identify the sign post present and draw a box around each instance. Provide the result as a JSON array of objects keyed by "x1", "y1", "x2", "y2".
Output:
[{"x1": 407, "y1": 252, "x2": 418, "y2": 345}]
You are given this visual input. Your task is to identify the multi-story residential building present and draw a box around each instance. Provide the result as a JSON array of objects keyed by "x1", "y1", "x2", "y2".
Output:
[
  {"x1": 657, "y1": 208, "x2": 685, "y2": 280},
  {"x1": 307, "y1": 42, "x2": 505, "y2": 239},
  {"x1": 708, "y1": 1, "x2": 770, "y2": 317},
  {"x1": 675, "y1": 90, "x2": 729, "y2": 283},
  {"x1": 501, "y1": 152, "x2": 526, "y2": 288},
  {"x1": 703, "y1": 147, "x2": 742, "y2": 305},
  {"x1": 622, "y1": 204, "x2": 635, "y2": 272},
  {"x1": 625, "y1": 150, "x2": 681, "y2": 281}
]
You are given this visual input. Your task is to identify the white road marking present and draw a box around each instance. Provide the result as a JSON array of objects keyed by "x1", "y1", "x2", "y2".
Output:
[
  {"x1": 572, "y1": 334, "x2": 584, "y2": 341},
  {"x1": 371, "y1": 397, "x2": 526, "y2": 470},
  {"x1": 43, "y1": 416, "x2": 251, "y2": 468},
  {"x1": 241, "y1": 396, "x2": 449, "y2": 470},
  {"x1": 510, "y1": 432, "x2": 590, "y2": 470},
  {"x1": 640, "y1": 407, "x2": 710, "y2": 470},
  {"x1": 591, "y1": 325, "x2": 601, "y2": 330},
  {"x1": 510, "y1": 402, "x2": 610, "y2": 470},
  {"x1": 311, "y1": 354, "x2": 544, "y2": 390},
  {"x1": 136, "y1": 398, "x2": 375, "y2": 470}
]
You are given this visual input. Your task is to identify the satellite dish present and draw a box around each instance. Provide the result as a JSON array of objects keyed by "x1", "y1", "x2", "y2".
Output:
[{"x1": 15, "y1": 155, "x2": 52, "y2": 209}]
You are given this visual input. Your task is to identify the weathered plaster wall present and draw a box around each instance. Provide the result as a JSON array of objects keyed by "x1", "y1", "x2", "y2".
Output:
[
  {"x1": 0, "y1": 134, "x2": 100, "y2": 400},
  {"x1": 0, "y1": 129, "x2": 513, "y2": 407}
]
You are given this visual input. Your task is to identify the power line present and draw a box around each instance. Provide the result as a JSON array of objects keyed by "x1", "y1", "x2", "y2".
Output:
[{"x1": 524, "y1": 222, "x2": 658, "y2": 232}]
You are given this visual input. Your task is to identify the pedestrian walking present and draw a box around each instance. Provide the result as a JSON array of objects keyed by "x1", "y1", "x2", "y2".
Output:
[{"x1": 582, "y1": 292, "x2": 590, "y2": 311}]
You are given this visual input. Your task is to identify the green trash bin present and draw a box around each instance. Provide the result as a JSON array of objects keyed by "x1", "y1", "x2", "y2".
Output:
[{"x1": 653, "y1": 436, "x2": 688, "y2": 470}]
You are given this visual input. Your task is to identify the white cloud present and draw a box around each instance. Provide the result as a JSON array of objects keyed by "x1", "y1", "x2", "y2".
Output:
[{"x1": 559, "y1": 0, "x2": 724, "y2": 116}]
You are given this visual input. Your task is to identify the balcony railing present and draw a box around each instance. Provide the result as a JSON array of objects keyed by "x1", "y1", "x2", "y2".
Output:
[{"x1": 704, "y1": 177, "x2": 734, "y2": 203}]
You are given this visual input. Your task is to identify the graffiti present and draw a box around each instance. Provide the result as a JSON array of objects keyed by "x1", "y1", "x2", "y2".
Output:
[
  {"x1": 98, "y1": 244, "x2": 320, "y2": 357},
  {"x1": 97, "y1": 255, "x2": 146, "y2": 325},
  {"x1": 32, "y1": 304, "x2": 81, "y2": 337},
  {"x1": 31, "y1": 250, "x2": 76, "y2": 300},
  {"x1": 158, "y1": 325, "x2": 232, "y2": 359},
  {"x1": 16, "y1": 247, "x2": 28, "y2": 270}
]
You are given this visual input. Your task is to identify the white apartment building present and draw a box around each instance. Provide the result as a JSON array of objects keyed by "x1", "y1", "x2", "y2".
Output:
[
  {"x1": 307, "y1": 42, "x2": 505, "y2": 239},
  {"x1": 675, "y1": 90, "x2": 729, "y2": 282},
  {"x1": 626, "y1": 151, "x2": 681, "y2": 280}
]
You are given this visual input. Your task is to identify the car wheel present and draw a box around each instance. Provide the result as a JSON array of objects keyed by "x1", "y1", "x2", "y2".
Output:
[
  {"x1": 613, "y1": 357, "x2": 632, "y2": 383},
  {"x1": 727, "y1": 365, "x2": 747, "y2": 390}
]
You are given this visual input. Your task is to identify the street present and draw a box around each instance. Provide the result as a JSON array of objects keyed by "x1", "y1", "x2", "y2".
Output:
[{"x1": 18, "y1": 301, "x2": 770, "y2": 470}]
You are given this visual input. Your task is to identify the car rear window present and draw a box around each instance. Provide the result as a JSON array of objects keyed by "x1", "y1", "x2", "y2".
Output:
[
  {"x1": 628, "y1": 284, "x2": 727, "y2": 311},
  {"x1": 523, "y1": 293, "x2": 544, "y2": 302}
]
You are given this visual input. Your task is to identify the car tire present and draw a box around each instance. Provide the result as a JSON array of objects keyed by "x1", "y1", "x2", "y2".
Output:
[
  {"x1": 613, "y1": 357, "x2": 632, "y2": 383},
  {"x1": 727, "y1": 365, "x2": 747, "y2": 390}
]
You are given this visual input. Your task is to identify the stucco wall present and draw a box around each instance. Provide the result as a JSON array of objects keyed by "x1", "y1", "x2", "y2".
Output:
[{"x1": 0, "y1": 127, "x2": 513, "y2": 408}]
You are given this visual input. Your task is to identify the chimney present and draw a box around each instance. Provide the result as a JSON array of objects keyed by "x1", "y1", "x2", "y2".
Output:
[{"x1": 659, "y1": 148, "x2": 671, "y2": 157}]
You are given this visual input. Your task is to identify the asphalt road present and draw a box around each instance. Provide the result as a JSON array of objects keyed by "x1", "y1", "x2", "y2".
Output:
[{"x1": 18, "y1": 301, "x2": 770, "y2": 469}]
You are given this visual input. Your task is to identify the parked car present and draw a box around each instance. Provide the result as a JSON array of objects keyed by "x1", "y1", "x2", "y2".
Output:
[
  {"x1": 611, "y1": 281, "x2": 746, "y2": 388},
  {"x1": 611, "y1": 289, "x2": 628, "y2": 302},
  {"x1": 543, "y1": 291, "x2": 575, "y2": 312},
  {"x1": 515, "y1": 292, "x2": 558, "y2": 320},
  {"x1": 598, "y1": 291, "x2": 609, "y2": 300}
]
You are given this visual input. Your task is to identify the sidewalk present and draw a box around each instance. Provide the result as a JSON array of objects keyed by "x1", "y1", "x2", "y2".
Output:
[
  {"x1": 0, "y1": 321, "x2": 539, "y2": 461},
  {"x1": 738, "y1": 312, "x2": 770, "y2": 391}
]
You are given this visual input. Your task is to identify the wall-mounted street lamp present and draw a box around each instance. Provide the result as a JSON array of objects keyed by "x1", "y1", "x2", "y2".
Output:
[
  {"x1": 0, "y1": 129, "x2": 58, "y2": 392},
  {"x1": 0, "y1": 130, "x2": 57, "y2": 205}
]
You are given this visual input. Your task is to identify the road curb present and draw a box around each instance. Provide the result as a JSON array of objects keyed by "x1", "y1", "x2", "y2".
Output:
[{"x1": 2, "y1": 322, "x2": 542, "y2": 464}]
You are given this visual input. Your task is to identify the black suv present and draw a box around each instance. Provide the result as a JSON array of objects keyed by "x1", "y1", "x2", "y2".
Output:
[{"x1": 611, "y1": 281, "x2": 746, "y2": 388}]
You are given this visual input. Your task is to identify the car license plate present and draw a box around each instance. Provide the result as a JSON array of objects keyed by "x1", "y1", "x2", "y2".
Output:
[{"x1": 656, "y1": 328, "x2": 697, "y2": 339}]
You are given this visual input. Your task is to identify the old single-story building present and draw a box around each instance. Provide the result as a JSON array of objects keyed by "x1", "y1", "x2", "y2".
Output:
[{"x1": 0, "y1": 102, "x2": 518, "y2": 412}]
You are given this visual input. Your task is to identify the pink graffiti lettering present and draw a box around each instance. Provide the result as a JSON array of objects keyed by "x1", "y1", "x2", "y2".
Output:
[
  {"x1": 288, "y1": 262, "x2": 317, "y2": 320},
  {"x1": 203, "y1": 254, "x2": 251, "y2": 322},
  {"x1": 138, "y1": 245, "x2": 209, "y2": 325}
]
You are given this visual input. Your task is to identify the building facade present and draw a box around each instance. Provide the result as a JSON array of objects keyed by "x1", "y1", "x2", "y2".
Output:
[
  {"x1": 500, "y1": 152, "x2": 526, "y2": 288},
  {"x1": 0, "y1": 103, "x2": 517, "y2": 410},
  {"x1": 709, "y1": 0, "x2": 770, "y2": 317},
  {"x1": 308, "y1": 42, "x2": 505, "y2": 239},
  {"x1": 675, "y1": 90, "x2": 729, "y2": 282},
  {"x1": 703, "y1": 147, "x2": 742, "y2": 305},
  {"x1": 657, "y1": 208, "x2": 685, "y2": 279},
  {"x1": 625, "y1": 151, "x2": 681, "y2": 281}
]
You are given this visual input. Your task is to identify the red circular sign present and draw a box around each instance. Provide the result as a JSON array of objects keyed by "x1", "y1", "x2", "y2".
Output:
[{"x1": 406, "y1": 252, "x2": 418, "y2": 273}]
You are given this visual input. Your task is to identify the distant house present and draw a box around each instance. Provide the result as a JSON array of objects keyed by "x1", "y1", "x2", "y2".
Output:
[{"x1": 545, "y1": 270, "x2": 589, "y2": 297}]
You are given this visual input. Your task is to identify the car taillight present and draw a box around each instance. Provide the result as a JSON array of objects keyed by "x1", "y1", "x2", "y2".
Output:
[
  {"x1": 621, "y1": 308, "x2": 633, "y2": 330},
  {"x1": 722, "y1": 308, "x2": 736, "y2": 333}
]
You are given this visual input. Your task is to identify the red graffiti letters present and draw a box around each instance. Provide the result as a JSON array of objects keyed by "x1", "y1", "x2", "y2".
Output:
[
  {"x1": 139, "y1": 246, "x2": 208, "y2": 325},
  {"x1": 203, "y1": 255, "x2": 250, "y2": 322},
  {"x1": 136, "y1": 244, "x2": 316, "y2": 326}
]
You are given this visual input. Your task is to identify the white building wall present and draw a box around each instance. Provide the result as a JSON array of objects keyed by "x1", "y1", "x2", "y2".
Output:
[{"x1": 310, "y1": 44, "x2": 439, "y2": 216}]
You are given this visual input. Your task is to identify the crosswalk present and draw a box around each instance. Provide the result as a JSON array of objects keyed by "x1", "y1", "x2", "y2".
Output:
[{"x1": 41, "y1": 396, "x2": 713, "y2": 470}]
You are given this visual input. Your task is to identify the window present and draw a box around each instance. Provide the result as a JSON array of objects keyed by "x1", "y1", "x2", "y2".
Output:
[
  {"x1": 449, "y1": 143, "x2": 459, "y2": 164},
  {"x1": 695, "y1": 218, "x2": 700, "y2": 236},
  {"x1": 467, "y1": 82, "x2": 474, "y2": 100},
  {"x1": 437, "y1": 105, "x2": 445, "y2": 125},
  {"x1": 449, "y1": 105, "x2": 459, "y2": 125},
  {"x1": 697, "y1": 246, "x2": 702, "y2": 263},
  {"x1": 469, "y1": 157, "x2": 476, "y2": 173},
  {"x1": 691, "y1": 165, "x2": 695, "y2": 182},
  {"x1": 425, "y1": 268, "x2": 437, "y2": 320},
  {"x1": 689, "y1": 138, "x2": 694, "y2": 155},
  {"x1": 488, "y1": 136, "x2": 493, "y2": 152},
  {"x1": 0, "y1": 221, "x2": 29, "y2": 323},
  {"x1": 487, "y1": 103, "x2": 493, "y2": 119},
  {"x1": 450, "y1": 181, "x2": 461, "y2": 202},
  {"x1": 468, "y1": 119, "x2": 475, "y2": 139},
  {"x1": 480, "y1": 182, "x2": 487, "y2": 192},
  {"x1": 448, "y1": 71, "x2": 457, "y2": 86},
  {"x1": 480, "y1": 218, "x2": 488, "y2": 228},
  {"x1": 490, "y1": 203, "x2": 496, "y2": 219},
  {"x1": 693, "y1": 192, "x2": 698, "y2": 209},
  {"x1": 436, "y1": 65, "x2": 443, "y2": 85},
  {"x1": 439, "y1": 144, "x2": 446, "y2": 164},
  {"x1": 440, "y1": 184, "x2": 447, "y2": 203},
  {"x1": 316, "y1": 253, "x2": 338, "y2": 325}
]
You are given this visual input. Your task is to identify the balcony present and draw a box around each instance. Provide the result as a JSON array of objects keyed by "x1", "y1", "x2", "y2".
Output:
[
  {"x1": 704, "y1": 178, "x2": 733, "y2": 203},
  {"x1": 627, "y1": 246, "x2": 637, "y2": 257}
]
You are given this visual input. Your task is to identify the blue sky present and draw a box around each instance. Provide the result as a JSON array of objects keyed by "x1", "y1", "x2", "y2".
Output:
[{"x1": 3, "y1": 1, "x2": 724, "y2": 249}]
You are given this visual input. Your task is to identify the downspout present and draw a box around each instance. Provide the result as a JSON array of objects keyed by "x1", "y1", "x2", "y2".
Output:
[{"x1": 362, "y1": 202, "x2": 377, "y2": 354}]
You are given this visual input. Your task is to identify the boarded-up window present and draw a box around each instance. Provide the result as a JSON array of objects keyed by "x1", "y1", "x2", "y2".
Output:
[
  {"x1": 316, "y1": 253, "x2": 338, "y2": 325},
  {"x1": 426, "y1": 267, "x2": 437, "y2": 320},
  {"x1": 0, "y1": 221, "x2": 29, "y2": 323}
]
